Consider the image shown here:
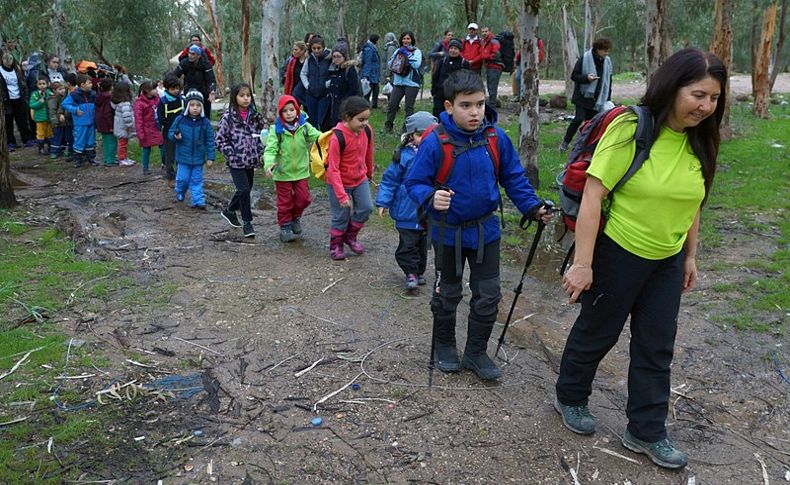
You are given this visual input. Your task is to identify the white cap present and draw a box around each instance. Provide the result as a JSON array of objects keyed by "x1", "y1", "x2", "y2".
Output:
[{"x1": 467, "y1": 22, "x2": 479, "y2": 30}]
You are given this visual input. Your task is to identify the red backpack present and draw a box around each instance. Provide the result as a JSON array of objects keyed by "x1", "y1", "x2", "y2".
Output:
[
  {"x1": 556, "y1": 105, "x2": 654, "y2": 232},
  {"x1": 431, "y1": 124, "x2": 500, "y2": 186}
]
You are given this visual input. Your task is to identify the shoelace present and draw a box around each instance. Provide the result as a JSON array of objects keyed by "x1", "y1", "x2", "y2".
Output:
[{"x1": 569, "y1": 405, "x2": 593, "y2": 419}]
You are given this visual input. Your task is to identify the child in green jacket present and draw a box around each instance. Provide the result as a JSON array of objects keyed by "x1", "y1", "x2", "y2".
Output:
[
  {"x1": 29, "y1": 75, "x2": 53, "y2": 155},
  {"x1": 263, "y1": 94, "x2": 322, "y2": 242}
]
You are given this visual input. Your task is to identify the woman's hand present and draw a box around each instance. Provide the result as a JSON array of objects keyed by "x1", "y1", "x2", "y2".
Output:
[
  {"x1": 682, "y1": 257, "x2": 697, "y2": 293},
  {"x1": 562, "y1": 263, "x2": 593, "y2": 303}
]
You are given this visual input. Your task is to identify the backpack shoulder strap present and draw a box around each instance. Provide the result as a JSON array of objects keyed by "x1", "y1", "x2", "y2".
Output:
[
  {"x1": 333, "y1": 128, "x2": 347, "y2": 154},
  {"x1": 364, "y1": 125, "x2": 372, "y2": 147},
  {"x1": 434, "y1": 124, "x2": 457, "y2": 187},
  {"x1": 610, "y1": 105, "x2": 655, "y2": 194},
  {"x1": 482, "y1": 126, "x2": 500, "y2": 181}
]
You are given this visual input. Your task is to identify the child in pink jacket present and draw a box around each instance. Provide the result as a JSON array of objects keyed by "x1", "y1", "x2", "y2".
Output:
[{"x1": 134, "y1": 81, "x2": 164, "y2": 175}]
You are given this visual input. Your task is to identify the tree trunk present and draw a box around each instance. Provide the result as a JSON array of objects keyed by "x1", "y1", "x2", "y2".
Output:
[
  {"x1": 50, "y1": 0, "x2": 69, "y2": 62},
  {"x1": 770, "y1": 0, "x2": 787, "y2": 89},
  {"x1": 502, "y1": 0, "x2": 520, "y2": 38},
  {"x1": 754, "y1": 2, "x2": 778, "y2": 118},
  {"x1": 645, "y1": 0, "x2": 671, "y2": 80},
  {"x1": 260, "y1": 0, "x2": 285, "y2": 124},
  {"x1": 710, "y1": 0, "x2": 735, "y2": 132},
  {"x1": 464, "y1": 0, "x2": 479, "y2": 24},
  {"x1": 583, "y1": 0, "x2": 593, "y2": 51},
  {"x1": 519, "y1": 0, "x2": 541, "y2": 188},
  {"x1": 241, "y1": 0, "x2": 252, "y2": 86},
  {"x1": 561, "y1": 6, "x2": 579, "y2": 101},
  {"x1": 204, "y1": 0, "x2": 226, "y2": 95},
  {"x1": 0, "y1": 94, "x2": 17, "y2": 209},
  {"x1": 336, "y1": 0, "x2": 347, "y2": 41},
  {"x1": 751, "y1": 0, "x2": 761, "y2": 89}
]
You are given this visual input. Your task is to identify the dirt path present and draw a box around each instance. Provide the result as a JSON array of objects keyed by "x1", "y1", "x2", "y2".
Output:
[{"x1": 8, "y1": 142, "x2": 789, "y2": 483}]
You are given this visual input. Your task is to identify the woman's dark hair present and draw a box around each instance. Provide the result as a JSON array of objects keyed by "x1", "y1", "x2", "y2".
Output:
[
  {"x1": 369, "y1": 34, "x2": 379, "y2": 44},
  {"x1": 339, "y1": 96, "x2": 370, "y2": 120},
  {"x1": 111, "y1": 81, "x2": 133, "y2": 103},
  {"x1": 592, "y1": 38, "x2": 612, "y2": 51},
  {"x1": 443, "y1": 69, "x2": 484, "y2": 102},
  {"x1": 309, "y1": 36, "x2": 325, "y2": 48},
  {"x1": 163, "y1": 75, "x2": 182, "y2": 90},
  {"x1": 228, "y1": 82, "x2": 257, "y2": 113},
  {"x1": 99, "y1": 78, "x2": 113, "y2": 92},
  {"x1": 641, "y1": 47, "x2": 727, "y2": 204},
  {"x1": 399, "y1": 31, "x2": 417, "y2": 47},
  {"x1": 138, "y1": 80, "x2": 154, "y2": 97},
  {"x1": 45, "y1": 53, "x2": 60, "y2": 64},
  {"x1": 191, "y1": 34, "x2": 201, "y2": 42},
  {"x1": 304, "y1": 32, "x2": 316, "y2": 44}
]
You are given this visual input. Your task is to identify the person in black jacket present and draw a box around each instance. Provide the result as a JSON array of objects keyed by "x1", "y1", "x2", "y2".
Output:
[
  {"x1": 327, "y1": 44, "x2": 361, "y2": 127},
  {"x1": 172, "y1": 45, "x2": 217, "y2": 120},
  {"x1": 560, "y1": 38, "x2": 613, "y2": 151},
  {"x1": 430, "y1": 39, "x2": 469, "y2": 117}
]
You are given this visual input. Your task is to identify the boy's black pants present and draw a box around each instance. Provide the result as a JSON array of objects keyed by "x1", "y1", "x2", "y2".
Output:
[
  {"x1": 556, "y1": 234, "x2": 684, "y2": 442},
  {"x1": 395, "y1": 228, "x2": 428, "y2": 276}
]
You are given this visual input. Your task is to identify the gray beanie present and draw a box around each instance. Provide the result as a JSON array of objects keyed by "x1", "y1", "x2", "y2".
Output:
[{"x1": 405, "y1": 111, "x2": 438, "y2": 135}]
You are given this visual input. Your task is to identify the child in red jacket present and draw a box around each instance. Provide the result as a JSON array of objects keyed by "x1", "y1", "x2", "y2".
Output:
[
  {"x1": 95, "y1": 78, "x2": 116, "y2": 166},
  {"x1": 134, "y1": 81, "x2": 164, "y2": 175}
]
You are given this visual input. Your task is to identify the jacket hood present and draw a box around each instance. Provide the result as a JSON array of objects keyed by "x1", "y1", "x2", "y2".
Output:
[
  {"x1": 437, "y1": 104, "x2": 498, "y2": 139},
  {"x1": 277, "y1": 94, "x2": 301, "y2": 124},
  {"x1": 384, "y1": 32, "x2": 396, "y2": 44}
]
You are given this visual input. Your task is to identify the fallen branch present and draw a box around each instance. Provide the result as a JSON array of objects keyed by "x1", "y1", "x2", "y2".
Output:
[
  {"x1": 0, "y1": 416, "x2": 28, "y2": 427},
  {"x1": 314, "y1": 372, "x2": 364, "y2": 412},
  {"x1": 55, "y1": 374, "x2": 96, "y2": 380},
  {"x1": 321, "y1": 278, "x2": 344, "y2": 293},
  {"x1": 593, "y1": 445, "x2": 640, "y2": 464},
  {"x1": 294, "y1": 357, "x2": 324, "y2": 378},
  {"x1": 125, "y1": 359, "x2": 157, "y2": 369},
  {"x1": 0, "y1": 346, "x2": 45, "y2": 381},
  {"x1": 172, "y1": 336, "x2": 222, "y2": 356},
  {"x1": 753, "y1": 453, "x2": 769, "y2": 485}
]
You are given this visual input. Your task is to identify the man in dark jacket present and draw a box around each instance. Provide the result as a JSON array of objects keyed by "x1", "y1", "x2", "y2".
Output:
[{"x1": 172, "y1": 45, "x2": 217, "y2": 120}]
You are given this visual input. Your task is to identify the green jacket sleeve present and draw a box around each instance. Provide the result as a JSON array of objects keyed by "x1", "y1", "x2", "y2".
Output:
[{"x1": 263, "y1": 129, "x2": 279, "y2": 170}]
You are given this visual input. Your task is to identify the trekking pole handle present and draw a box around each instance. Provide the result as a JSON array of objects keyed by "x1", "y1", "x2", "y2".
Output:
[{"x1": 519, "y1": 199, "x2": 559, "y2": 230}]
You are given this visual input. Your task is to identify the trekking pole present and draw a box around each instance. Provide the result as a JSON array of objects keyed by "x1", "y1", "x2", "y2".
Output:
[
  {"x1": 428, "y1": 198, "x2": 449, "y2": 388},
  {"x1": 495, "y1": 201, "x2": 556, "y2": 359}
]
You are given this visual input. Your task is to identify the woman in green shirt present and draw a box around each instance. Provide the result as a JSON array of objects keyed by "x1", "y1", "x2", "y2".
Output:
[{"x1": 554, "y1": 48, "x2": 727, "y2": 470}]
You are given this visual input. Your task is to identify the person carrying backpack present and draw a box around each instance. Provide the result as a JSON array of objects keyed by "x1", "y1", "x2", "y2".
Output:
[
  {"x1": 479, "y1": 26, "x2": 503, "y2": 106},
  {"x1": 383, "y1": 31, "x2": 422, "y2": 134},
  {"x1": 404, "y1": 70, "x2": 553, "y2": 382},
  {"x1": 430, "y1": 39, "x2": 469, "y2": 117},
  {"x1": 359, "y1": 34, "x2": 381, "y2": 109},
  {"x1": 554, "y1": 48, "x2": 727, "y2": 471}
]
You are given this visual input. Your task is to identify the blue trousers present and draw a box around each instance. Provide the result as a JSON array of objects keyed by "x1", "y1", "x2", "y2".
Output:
[
  {"x1": 175, "y1": 163, "x2": 205, "y2": 207},
  {"x1": 50, "y1": 126, "x2": 74, "y2": 155},
  {"x1": 327, "y1": 179, "x2": 373, "y2": 231},
  {"x1": 73, "y1": 124, "x2": 95, "y2": 153},
  {"x1": 306, "y1": 94, "x2": 330, "y2": 130}
]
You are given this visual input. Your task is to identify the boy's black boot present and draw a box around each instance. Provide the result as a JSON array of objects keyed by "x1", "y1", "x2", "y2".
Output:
[
  {"x1": 86, "y1": 148, "x2": 98, "y2": 166},
  {"x1": 461, "y1": 315, "x2": 502, "y2": 380},
  {"x1": 431, "y1": 298, "x2": 460, "y2": 372}
]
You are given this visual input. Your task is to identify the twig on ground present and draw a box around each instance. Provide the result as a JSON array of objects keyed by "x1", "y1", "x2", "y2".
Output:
[
  {"x1": 294, "y1": 357, "x2": 324, "y2": 378},
  {"x1": 592, "y1": 445, "x2": 640, "y2": 464},
  {"x1": 568, "y1": 452, "x2": 581, "y2": 485},
  {"x1": 125, "y1": 359, "x2": 157, "y2": 369},
  {"x1": 0, "y1": 416, "x2": 28, "y2": 427},
  {"x1": 321, "y1": 278, "x2": 344, "y2": 293},
  {"x1": 753, "y1": 453, "x2": 769, "y2": 485},
  {"x1": 55, "y1": 374, "x2": 96, "y2": 380},
  {"x1": 0, "y1": 346, "x2": 45, "y2": 381},
  {"x1": 173, "y1": 336, "x2": 222, "y2": 355},
  {"x1": 266, "y1": 353, "x2": 301, "y2": 372},
  {"x1": 314, "y1": 372, "x2": 364, "y2": 412}
]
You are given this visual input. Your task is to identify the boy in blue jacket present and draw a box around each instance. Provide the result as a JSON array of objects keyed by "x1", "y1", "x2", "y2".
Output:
[
  {"x1": 404, "y1": 69, "x2": 553, "y2": 381},
  {"x1": 61, "y1": 74, "x2": 97, "y2": 167},
  {"x1": 376, "y1": 111, "x2": 438, "y2": 290},
  {"x1": 168, "y1": 90, "x2": 215, "y2": 208}
]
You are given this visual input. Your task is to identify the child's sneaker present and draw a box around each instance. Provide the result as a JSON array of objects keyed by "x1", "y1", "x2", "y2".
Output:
[
  {"x1": 559, "y1": 140, "x2": 570, "y2": 152},
  {"x1": 417, "y1": 274, "x2": 427, "y2": 286},
  {"x1": 242, "y1": 222, "x2": 255, "y2": 238},
  {"x1": 176, "y1": 193, "x2": 185, "y2": 202},
  {"x1": 280, "y1": 225, "x2": 296, "y2": 243},
  {"x1": 220, "y1": 209, "x2": 241, "y2": 227},
  {"x1": 50, "y1": 153, "x2": 58, "y2": 160},
  {"x1": 291, "y1": 218, "x2": 303, "y2": 235},
  {"x1": 406, "y1": 274, "x2": 418, "y2": 290}
]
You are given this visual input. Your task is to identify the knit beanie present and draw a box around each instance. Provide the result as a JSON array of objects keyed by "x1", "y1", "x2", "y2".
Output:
[
  {"x1": 448, "y1": 39, "x2": 463, "y2": 50},
  {"x1": 405, "y1": 111, "x2": 438, "y2": 135},
  {"x1": 189, "y1": 45, "x2": 203, "y2": 56},
  {"x1": 332, "y1": 42, "x2": 349, "y2": 60},
  {"x1": 184, "y1": 89, "x2": 205, "y2": 117}
]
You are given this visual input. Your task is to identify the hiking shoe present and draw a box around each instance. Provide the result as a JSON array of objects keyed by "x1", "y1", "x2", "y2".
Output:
[
  {"x1": 176, "y1": 193, "x2": 185, "y2": 202},
  {"x1": 50, "y1": 153, "x2": 58, "y2": 160},
  {"x1": 406, "y1": 274, "x2": 418, "y2": 290},
  {"x1": 461, "y1": 352, "x2": 502, "y2": 380},
  {"x1": 220, "y1": 209, "x2": 241, "y2": 228},
  {"x1": 435, "y1": 344, "x2": 461, "y2": 372},
  {"x1": 242, "y1": 222, "x2": 255, "y2": 238},
  {"x1": 417, "y1": 274, "x2": 427, "y2": 286},
  {"x1": 559, "y1": 140, "x2": 570, "y2": 152},
  {"x1": 554, "y1": 396, "x2": 596, "y2": 435},
  {"x1": 622, "y1": 429, "x2": 688, "y2": 469},
  {"x1": 280, "y1": 225, "x2": 296, "y2": 243},
  {"x1": 291, "y1": 218, "x2": 303, "y2": 235}
]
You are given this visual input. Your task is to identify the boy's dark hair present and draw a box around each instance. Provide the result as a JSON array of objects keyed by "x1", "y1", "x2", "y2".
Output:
[
  {"x1": 443, "y1": 69, "x2": 485, "y2": 102},
  {"x1": 163, "y1": 75, "x2": 182, "y2": 90},
  {"x1": 64, "y1": 73, "x2": 77, "y2": 87},
  {"x1": 75, "y1": 73, "x2": 90, "y2": 86},
  {"x1": 592, "y1": 37, "x2": 612, "y2": 51},
  {"x1": 369, "y1": 34, "x2": 379, "y2": 44},
  {"x1": 399, "y1": 31, "x2": 416, "y2": 47},
  {"x1": 191, "y1": 34, "x2": 201, "y2": 42},
  {"x1": 228, "y1": 82, "x2": 257, "y2": 113},
  {"x1": 50, "y1": 81, "x2": 64, "y2": 91},
  {"x1": 339, "y1": 96, "x2": 370, "y2": 120},
  {"x1": 37, "y1": 73, "x2": 50, "y2": 83},
  {"x1": 138, "y1": 80, "x2": 154, "y2": 97},
  {"x1": 309, "y1": 36, "x2": 325, "y2": 48},
  {"x1": 111, "y1": 81, "x2": 133, "y2": 103},
  {"x1": 99, "y1": 78, "x2": 113, "y2": 92}
]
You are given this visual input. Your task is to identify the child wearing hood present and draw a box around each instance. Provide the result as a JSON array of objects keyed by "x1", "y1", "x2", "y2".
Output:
[
  {"x1": 168, "y1": 89, "x2": 215, "y2": 209},
  {"x1": 262, "y1": 95, "x2": 322, "y2": 242},
  {"x1": 216, "y1": 82, "x2": 267, "y2": 238}
]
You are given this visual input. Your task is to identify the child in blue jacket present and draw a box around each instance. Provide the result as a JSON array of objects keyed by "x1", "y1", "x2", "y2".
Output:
[
  {"x1": 61, "y1": 73, "x2": 97, "y2": 167},
  {"x1": 404, "y1": 69, "x2": 553, "y2": 381},
  {"x1": 376, "y1": 111, "x2": 438, "y2": 290},
  {"x1": 168, "y1": 90, "x2": 215, "y2": 208}
]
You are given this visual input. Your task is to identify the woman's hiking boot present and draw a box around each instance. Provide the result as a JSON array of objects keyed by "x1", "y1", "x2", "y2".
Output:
[
  {"x1": 554, "y1": 396, "x2": 596, "y2": 435},
  {"x1": 344, "y1": 221, "x2": 365, "y2": 254},
  {"x1": 330, "y1": 229, "x2": 346, "y2": 260},
  {"x1": 461, "y1": 317, "x2": 501, "y2": 380},
  {"x1": 621, "y1": 430, "x2": 688, "y2": 469}
]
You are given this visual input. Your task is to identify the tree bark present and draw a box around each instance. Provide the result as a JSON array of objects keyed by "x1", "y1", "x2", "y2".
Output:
[
  {"x1": 50, "y1": 0, "x2": 69, "y2": 62},
  {"x1": 710, "y1": 0, "x2": 735, "y2": 132},
  {"x1": 770, "y1": 0, "x2": 787, "y2": 89},
  {"x1": 0, "y1": 94, "x2": 17, "y2": 209},
  {"x1": 583, "y1": 0, "x2": 593, "y2": 51},
  {"x1": 337, "y1": 0, "x2": 347, "y2": 41},
  {"x1": 260, "y1": 0, "x2": 285, "y2": 124},
  {"x1": 241, "y1": 0, "x2": 252, "y2": 86},
  {"x1": 464, "y1": 0, "x2": 479, "y2": 24},
  {"x1": 561, "y1": 6, "x2": 579, "y2": 101},
  {"x1": 204, "y1": 0, "x2": 226, "y2": 95},
  {"x1": 519, "y1": 0, "x2": 541, "y2": 188},
  {"x1": 645, "y1": 0, "x2": 672, "y2": 80},
  {"x1": 754, "y1": 2, "x2": 778, "y2": 118}
]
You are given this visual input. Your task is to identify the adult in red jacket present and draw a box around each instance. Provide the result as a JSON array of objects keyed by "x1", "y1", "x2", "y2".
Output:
[
  {"x1": 178, "y1": 35, "x2": 216, "y2": 66},
  {"x1": 480, "y1": 27, "x2": 503, "y2": 106},
  {"x1": 461, "y1": 23, "x2": 483, "y2": 73}
]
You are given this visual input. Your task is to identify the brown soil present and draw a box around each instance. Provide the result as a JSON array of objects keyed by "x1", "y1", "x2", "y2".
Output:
[{"x1": 5, "y1": 130, "x2": 789, "y2": 484}]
